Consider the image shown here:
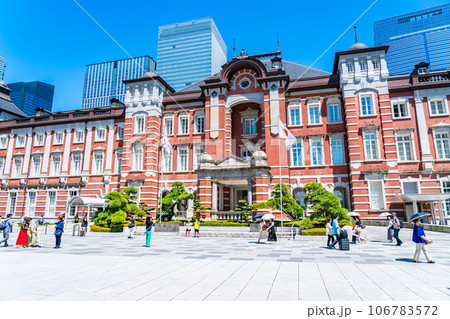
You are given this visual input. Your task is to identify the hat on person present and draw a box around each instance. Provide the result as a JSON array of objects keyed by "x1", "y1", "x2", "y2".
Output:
[{"x1": 392, "y1": 213, "x2": 397, "y2": 215}]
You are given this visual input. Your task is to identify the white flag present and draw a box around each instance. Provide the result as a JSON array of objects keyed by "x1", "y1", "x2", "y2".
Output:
[
  {"x1": 278, "y1": 118, "x2": 296, "y2": 150},
  {"x1": 161, "y1": 126, "x2": 172, "y2": 153}
]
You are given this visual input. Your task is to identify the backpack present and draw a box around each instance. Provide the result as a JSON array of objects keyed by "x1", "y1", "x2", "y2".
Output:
[
  {"x1": 360, "y1": 222, "x2": 366, "y2": 229},
  {"x1": 399, "y1": 220, "x2": 404, "y2": 229},
  {"x1": 0, "y1": 220, "x2": 6, "y2": 231}
]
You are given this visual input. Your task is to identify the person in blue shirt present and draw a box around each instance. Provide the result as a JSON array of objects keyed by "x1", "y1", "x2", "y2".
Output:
[
  {"x1": 38, "y1": 216, "x2": 44, "y2": 226},
  {"x1": 329, "y1": 214, "x2": 343, "y2": 249},
  {"x1": 54, "y1": 217, "x2": 64, "y2": 249},
  {"x1": 412, "y1": 219, "x2": 434, "y2": 263},
  {"x1": 0, "y1": 214, "x2": 14, "y2": 247}
]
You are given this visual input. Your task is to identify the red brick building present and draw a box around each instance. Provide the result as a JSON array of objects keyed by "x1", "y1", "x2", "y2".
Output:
[{"x1": 1, "y1": 43, "x2": 449, "y2": 223}]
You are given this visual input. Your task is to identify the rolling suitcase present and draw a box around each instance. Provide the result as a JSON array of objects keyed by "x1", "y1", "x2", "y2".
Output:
[{"x1": 339, "y1": 238, "x2": 350, "y2": 251}]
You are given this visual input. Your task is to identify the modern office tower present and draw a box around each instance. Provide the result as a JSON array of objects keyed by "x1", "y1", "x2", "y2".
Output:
[
  {"x1": 81, "y1": 56, "x2": 155, "y2": 109},
  {"x1": 157, "y1": 17, "x2": 227, "y2": 91},
  {"x1": 8, "y1": 81, "x2": 54, "y2": 116},
  {"x1": 374, "y1": 3, "x2": 450, "y2": 74}
]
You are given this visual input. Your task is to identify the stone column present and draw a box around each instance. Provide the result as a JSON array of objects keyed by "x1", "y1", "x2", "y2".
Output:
[
  {"x1": 41, "y1": 131, "x2": 52, "y2": 174},
  {"x1": 61, "y1": 129, "x2": 72, "y2": 174},
  {"x1": 247, "y1": 178, "x2": 253, "y2": 205},
  {"x1": 219, "y1": 185, "x2": 224, "y2": 211},
  {"x1": 229, "y1": 186, "x2": 234, "y2": 210},
  {"x1": 104, "y1": 124, "x2": 115, "y2": 174},
  {"x1": 82, "y1": 127, "x2": 93, "y2": 173},
  {"x1": 414, "y1": 97, "x2": 434, "y2": 171},
  {"x1": 22, "y1": 132, "x2": 33, "y2": 175},
  {"x1": 212, "y1": 180, "x2": 218, "y2": 212},
  {"x1": 4, "y1": 134, "x2": 14, "y2": 176}
]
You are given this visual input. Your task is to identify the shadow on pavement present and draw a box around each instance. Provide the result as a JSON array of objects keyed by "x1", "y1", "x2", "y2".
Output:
[{"x1": 395, "y1": 258, "x2": 413, "y2": 263}]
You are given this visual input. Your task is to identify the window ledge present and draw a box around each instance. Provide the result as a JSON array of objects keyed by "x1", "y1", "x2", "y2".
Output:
[
  {"x1": 133, "y1": 133, "x2": 145, "y2": 136},
  {"x1": 288, "y1": 125, "x2": 303, "y2": 128},
  {"x1": 364, "y1": 160, "x2": 383, "y2": 163},
  {"x1": 242, "y1": 134, "x2": 258, "y2": 139},
  {"x1": 53, "y1": 143, "x2": 64, "y2": 146},
  {"x1": 430, "y1": 113, "x2": 450, "y2": 117},
  {"x1": 178, "y1": 133, "x2": 190, "y2": 136},
  {"x1": 359, "y1": 114, "x2": 378, "y2": 118},
  {"x1": 307, "y1": 123, "x2": 323, "y2": 127},
  {"x1": 435, "y1": 159, "x2": 450, "y2": 162},
  {"x1": 16, "y1": 146, "x2": 25, "y2": 148},
  {"x1": 327, "y1": 121, "x2": 343, "y2": 125},
  {"x1": 193, "y1": 132, "x2": 205, "y2": 135},
  {"x1": 34, "y1": 144, "x2": 44, "y2": 147},
  {"x1": 329, "y1": 163, "x2": 347, "y2": 166},
  {"x1": 397, "y1": 160, "x2": 420, "y2": 163},
  {"x1": 392, "y1": 117, "x2": 411, "y2": 120},
  {"x1": 310, "y1": 165, "x2": 327, "y2": 168}
]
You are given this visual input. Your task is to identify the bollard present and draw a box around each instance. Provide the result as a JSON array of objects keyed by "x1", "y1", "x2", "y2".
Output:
[{"x1": 45, "y1": 224, "x2": 48, "y2": 235}]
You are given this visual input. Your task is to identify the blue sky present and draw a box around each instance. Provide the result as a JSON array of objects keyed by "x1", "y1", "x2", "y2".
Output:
[{"x1": 0, "y1": 0, "x2": 447, "y2": 112}]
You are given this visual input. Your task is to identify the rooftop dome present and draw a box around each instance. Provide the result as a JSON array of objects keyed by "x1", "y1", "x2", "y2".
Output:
[
  {"x1": 0, "y1": 79, "x2": 8, "y2": 89},
  {"x1": 349, "y1": 42, "x2": 368, "y2": 50}
]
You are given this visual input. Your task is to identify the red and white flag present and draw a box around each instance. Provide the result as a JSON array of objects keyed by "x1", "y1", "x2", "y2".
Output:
[
  {"x1": 161, "y1": 126, "x2": 172, "y2": 153},
  {"x1": 278, "y1": 118, "x2": 296, "y2": 150}
]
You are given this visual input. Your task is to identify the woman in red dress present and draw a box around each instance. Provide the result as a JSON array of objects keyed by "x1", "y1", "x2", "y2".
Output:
[{"x1": 16, "y1": 218, "x2": 31, "y2": 247}]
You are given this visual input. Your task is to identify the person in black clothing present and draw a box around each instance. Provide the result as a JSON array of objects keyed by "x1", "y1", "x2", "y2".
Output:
[
  {"x1": 128, "y1": 216, "x2": 136, "y2": 239},
  {"x1": 267, "y1": 219, "x2": 277, "y2": 242},
  {"x1": 145, "y1": 216, "x2": 153, "y2": 247}
]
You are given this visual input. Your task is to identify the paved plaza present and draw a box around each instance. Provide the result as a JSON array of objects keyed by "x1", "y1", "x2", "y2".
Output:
[{"x1": 1, "y1": 226, "x2": 450, "y2": 301}]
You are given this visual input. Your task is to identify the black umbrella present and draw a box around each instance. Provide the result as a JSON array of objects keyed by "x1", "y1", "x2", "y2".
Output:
[{"x1": 408, "y1": 212, "x2": 431, "y2": 222}]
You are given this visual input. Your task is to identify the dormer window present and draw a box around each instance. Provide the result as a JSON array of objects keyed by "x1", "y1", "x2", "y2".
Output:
[{"x1": 418, "y1": 67, "x2": 428, "y2": 75}]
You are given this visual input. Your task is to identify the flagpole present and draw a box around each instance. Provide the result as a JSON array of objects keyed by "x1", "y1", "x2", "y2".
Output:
[
  {"x1": 159, "y1": 160, "x2": 163, "y2": 224},
  {"x1": 278, "y1": 120, "x2": 283, "y2": 233}
]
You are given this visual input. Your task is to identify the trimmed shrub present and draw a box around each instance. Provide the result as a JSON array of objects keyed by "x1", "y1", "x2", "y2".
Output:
[
  {"x1": 89, "y1": 225, "x2": 112, "y2": 232},
  {"x1": 300, "y1": 228, "x2": 326, "y2": 236}
]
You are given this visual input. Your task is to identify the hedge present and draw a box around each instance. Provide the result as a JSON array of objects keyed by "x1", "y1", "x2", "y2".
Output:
[
  {"x1": 199, "y1": 221, "x2": 249, "y2": 227},
  {"x1": 90, "y1": 224, "x2": 124, "y2": 233},
  {"x1": 300, "y1": 228, "x2": 326, "y2": 236}
]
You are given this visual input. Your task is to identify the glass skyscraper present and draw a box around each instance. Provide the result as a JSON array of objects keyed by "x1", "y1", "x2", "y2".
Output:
[
  {"x1": 374, "y1": 3, "x2": 450, "y2": 75},
  {"x1": 157, "y1": 17, "x2": 227, "y2": 91},
  {"x1": 8, "y1": 81, "x2": 54, "y2": 116},
  {"x1": 82, "y1": 56, "x2": 155, "y2": 109}
]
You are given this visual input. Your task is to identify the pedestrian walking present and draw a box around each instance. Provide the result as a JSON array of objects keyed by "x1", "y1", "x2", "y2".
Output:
[
  {"x1": 80, "y1": 215, "x2": 88, "y2": 236},
  {"x1": 74, "y1": 213, "x2": 80, "y2": 223},
  {"x1": 326, "y1": 218, "x2": 334, "y2": 248},
  {"x1": 392, "y1": 213, "x2": 403, "y2": 246},
  {"x1": 267, "y1": 219, "x2": 277, "y2": 242},
  {"x1": 354, "y1": 216, "x2": 367, "y2": 244},
  {"x1": 128, "y1": 216, "x2": 136, "y2": 239},
  {"x1": 185, "y1": 220, "x2": 192, "y2": 237},
  {"x1": 329, "y1": 214, "x2": 343, "y2": 249},
  {"x1": 387, "y1": 216, "x2": 394, "y2": 242},
  {"x1": 38, "y1": 216, "x2": 44, "y2": 226},
  {"x1": 16, "y1": 218, "x2": 31, "y2": 248},
  {"x1": 193, "y1": 219, "x2": 200, "y2": 238},
  {"x1": 30, "y1": 220, "x2": 40, "y2": 247},
  {"x1": 145, "y1": 216, "x2": 153, "y2": 247},
  {"x1": 257, "y1": 219, "x2": 268, "y2": 243},
  {"x1": 54, "y1": 216, "x2": 64, "y2": 249},
  {"x1": 412, "y1": 219, "x2": 435, "y2": 263},
  {"x1": 0, "y1": 214, "x2": 14, "y2": 247}
]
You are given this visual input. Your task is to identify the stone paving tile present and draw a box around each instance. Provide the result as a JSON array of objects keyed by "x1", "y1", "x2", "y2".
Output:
[{"x1": 1, "y1": 226, "x2": 450, "y2": 301}]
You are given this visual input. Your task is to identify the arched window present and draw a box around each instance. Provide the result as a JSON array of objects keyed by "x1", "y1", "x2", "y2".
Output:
[
  {"x1": 333, "y1": 187, "x2": 347, "y2": 209},
  {"x1": 293, "y1": 188, "x2": 306, "y2": 209}
]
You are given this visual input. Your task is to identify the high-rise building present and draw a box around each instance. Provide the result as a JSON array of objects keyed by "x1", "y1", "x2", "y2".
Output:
[
  {"x1": 374, "y1": 3, "x2": 450, "y2": 74},
  {"x1": 157, "y1": 17, "x2": 227, "y2": 91},
  {"x1": 81, "y1": 56, "x2": 155, "y2": 109},
  {"x1": 8, "y1": 81, "x2": 54, "y2": 116}
]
